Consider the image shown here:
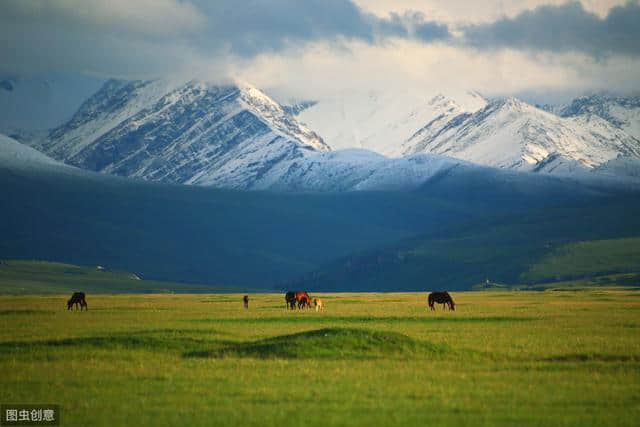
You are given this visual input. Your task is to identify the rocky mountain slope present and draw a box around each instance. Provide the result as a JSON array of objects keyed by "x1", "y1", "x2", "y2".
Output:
[
  {"x1": 293, "y1": 90, "x2": 640, "y2": 177},
  {"x1": 37, "y1": 79, "x2": 329, "y2": 188},
  {"x1": 402, "y1": 97, "x2": 640, "y2": 174}
]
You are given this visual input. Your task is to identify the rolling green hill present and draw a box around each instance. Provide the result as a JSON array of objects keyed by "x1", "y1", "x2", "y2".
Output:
[
  {"x1": 0, "y1": 260, "x2": 244, "y2": 294},
  {"x1": 1, "y1": 160, "x2": 639, "y2": 291},
  {"x1": 520, "y1": 237, "x2": 640, "y2": 282},
  {"x1": 0, "y1": 165, "x2": 473, "y2": 289},
  {"x1": 294, "y1": 201, "x2": 640, "y2": 291}
]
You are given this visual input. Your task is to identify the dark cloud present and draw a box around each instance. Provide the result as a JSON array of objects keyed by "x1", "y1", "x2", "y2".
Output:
[
  {"x1": 0, "y1": 0, "x2": 449, "y2": 77},
  {"x1": 463, "y1": 1, "x2": 640, "y2": 57},
  {"x1": 193, "y1": 0, "x2": 449, "y2": 55}
]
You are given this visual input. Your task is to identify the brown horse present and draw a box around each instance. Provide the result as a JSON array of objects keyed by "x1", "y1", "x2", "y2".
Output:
[
  {"x1": 243, "y1": 295, "x2": 249, "y2": 309},
  {"x1": 314, "y1": 298, "x2": 324, "y2": 312},
  {"x1": 298, "y1": 294, "x2": 312, "y2": 309},
  {"x1": 285, "y1": 291, "x2": 312, "y2": 310},
  {"x1": 428, "y1": 291, "x2": 455, "y2": 311},
  {"x1": 67, "y1": 292, "x2": 87, "y2": 311}
]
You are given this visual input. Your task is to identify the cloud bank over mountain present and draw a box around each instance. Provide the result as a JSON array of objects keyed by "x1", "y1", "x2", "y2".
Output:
[{"x1": 1, "y1": 0, "x2": 639, "y2": 103}]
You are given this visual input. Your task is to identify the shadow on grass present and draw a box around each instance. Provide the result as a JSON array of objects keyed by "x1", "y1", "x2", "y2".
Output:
[
  {"x1": 0, "y1": 309, "x2": 54, "y2": 315},
  {"x1": 185, "y1": 315, "x2": 537, "y2": 324},
  {"x1": 0, "y1": 329, "x2": 232, "y2": 354},
  {"x1": 183, "y1": 327, "x2": 453, "y2": 360},
  {"x1": 542, "y1": 353, "x2": 639, "y2": 363}
]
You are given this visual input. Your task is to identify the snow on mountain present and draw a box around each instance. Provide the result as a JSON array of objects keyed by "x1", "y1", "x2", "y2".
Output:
[
  {"x1": 251, "y1": 149, "x2": 477, "y2": 191},
  {"x1": 0, "y1": 133, "x2": 65, "y2": 168},
  {"x1": 282, "y1": 100, "x2": 317, "y2": 116},
  {"x1": 27, "y1": 77, "x2": 640, "y2": 190},
  {"x1": 41, "y1": 79, "x2": 181, "y2": 159},
  {"x1": 403, "y1": 97, "x2": 640, "y2": 173},
  {"x1": 39, "y1": 79, "x2": 329, "y2": 188},
  {"x1": 594, "y1": 156, "x2": 640, "y2": 179},
  {"x1": 558, "y1": 94, "x2": 640, "y2": 141},
  {"x1": 295, "y1": 89, "x2": 487, "y2": 156},
  {"x1": 247, "y1": 147, "x2": 637, "y2": 194}
]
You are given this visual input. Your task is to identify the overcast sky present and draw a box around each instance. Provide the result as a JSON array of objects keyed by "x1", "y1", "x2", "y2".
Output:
[{"x1": 1, "y1": 0, "x2": 639, "y2": 104}]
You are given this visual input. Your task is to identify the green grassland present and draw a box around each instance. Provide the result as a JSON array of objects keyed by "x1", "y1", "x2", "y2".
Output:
[
  {"x1": 0, "y1": 260, "x2": 247, "y2": 294},
  {"x1": 473, "y1": 272, "x2": 640, "y2": 291},
  {"x1": 1, "y1": 291, "x2": 639, "y2": 426},
  {"x1": 520, "y1": 237, "x2": 640, "y2": 282}
]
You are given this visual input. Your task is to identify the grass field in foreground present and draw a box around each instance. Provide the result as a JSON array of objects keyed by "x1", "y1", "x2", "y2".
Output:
[{"x1": 1, "y1": 291, "x2": 639, "y2": 426}]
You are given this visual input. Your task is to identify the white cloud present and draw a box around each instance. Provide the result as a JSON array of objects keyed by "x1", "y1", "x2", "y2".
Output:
[{"x1": 226, "y1": 40, "x2": 640, "y2": 103}]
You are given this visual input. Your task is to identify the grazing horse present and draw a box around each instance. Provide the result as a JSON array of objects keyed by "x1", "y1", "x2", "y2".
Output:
[
  {"x1": 67, "y1": 292, "x2": 87, "y2": 311},
  {"x1": 298, "y1": 295, "x2": 312, "y2": 309},
  {"x1": 428, "y1": 291, "x2": 455, "y2": 311},
  {"x1": 243, "y1": 295, "x2": 249, "y2": 309},
  {"x1": 295, "y1": 291, "x2": 312, "y2": 309},
  {"x1": 314, "y1": 298, "x2": 324, "y2": 312}
]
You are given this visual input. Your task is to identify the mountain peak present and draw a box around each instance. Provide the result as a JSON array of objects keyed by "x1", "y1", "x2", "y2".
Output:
[
  {"x1": 404, "y1": 94, "x2": 640, "y2": 173},
  {"x1": 38, "y1": 79, "x2": 329, "y2": 188}
]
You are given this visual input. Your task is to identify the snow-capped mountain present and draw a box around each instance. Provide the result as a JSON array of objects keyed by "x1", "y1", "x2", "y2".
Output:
[
  {"x1": 21, "y1": 76, "x2": 640, "y2": 190},
  {"x1": 290, "y1": 89, "x2": 640, "y2": 177},
  {"x1": 295, "y1": 89, "x2": 487, "y2": 156},
  {"x1": 38, "y1": 79, "x2": 329, "y2": 188},
  {"x1": 402, "y1": 97, "x2": 640, "y2": 174},
  {"x1": 558, "y1": 94, "x2": 640, "y2": 141}
]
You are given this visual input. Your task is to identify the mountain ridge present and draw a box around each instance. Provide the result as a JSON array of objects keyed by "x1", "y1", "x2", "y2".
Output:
[{"x1": 37, "y1": 79, "x2": 329, "y2": 189}]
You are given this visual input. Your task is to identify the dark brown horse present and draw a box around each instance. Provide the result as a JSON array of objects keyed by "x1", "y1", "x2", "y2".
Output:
[
  {"x1": 67, "y1": 292, "x2": 87, "y2": 311},
  {"x1": 243, "y1": 295, "x2": 249, "y2": 309},
  {"x1": 285, "y1": 291, "x2": 297, "y2": 310},
  {"x1": 428, "y1": 291, "x2": 455, "y2": 311}
]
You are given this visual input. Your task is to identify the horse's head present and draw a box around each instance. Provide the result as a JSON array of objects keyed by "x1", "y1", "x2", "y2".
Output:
[
  {"x1": 450, "y1": 300, "x2": 455, "y2": 311},
  {"x1": 66, "y1": 299, "x2": 73, "y2": 310}
]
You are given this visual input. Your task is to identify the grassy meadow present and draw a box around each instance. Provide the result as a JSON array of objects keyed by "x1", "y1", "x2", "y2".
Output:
[{"x1": 1, "y1": 290, "x2": 639, "y2": 426}]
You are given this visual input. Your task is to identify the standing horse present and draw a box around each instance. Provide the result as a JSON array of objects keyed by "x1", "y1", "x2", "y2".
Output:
[
  {"x1": 67, "y1": 292, "x2": 87, "y2": 311},
  {"x1": 314, "y1": 298, "x2": 324, "y2": 312},
  {"x1": 243, "y1": 295, "x2": 249, "y2": 309},
  {"x1": 428, "y1": 291, "x2": 455, "y2": 311},
  {"x1": 285, "y1": 291, "x2": 297, "y2": 310}
]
